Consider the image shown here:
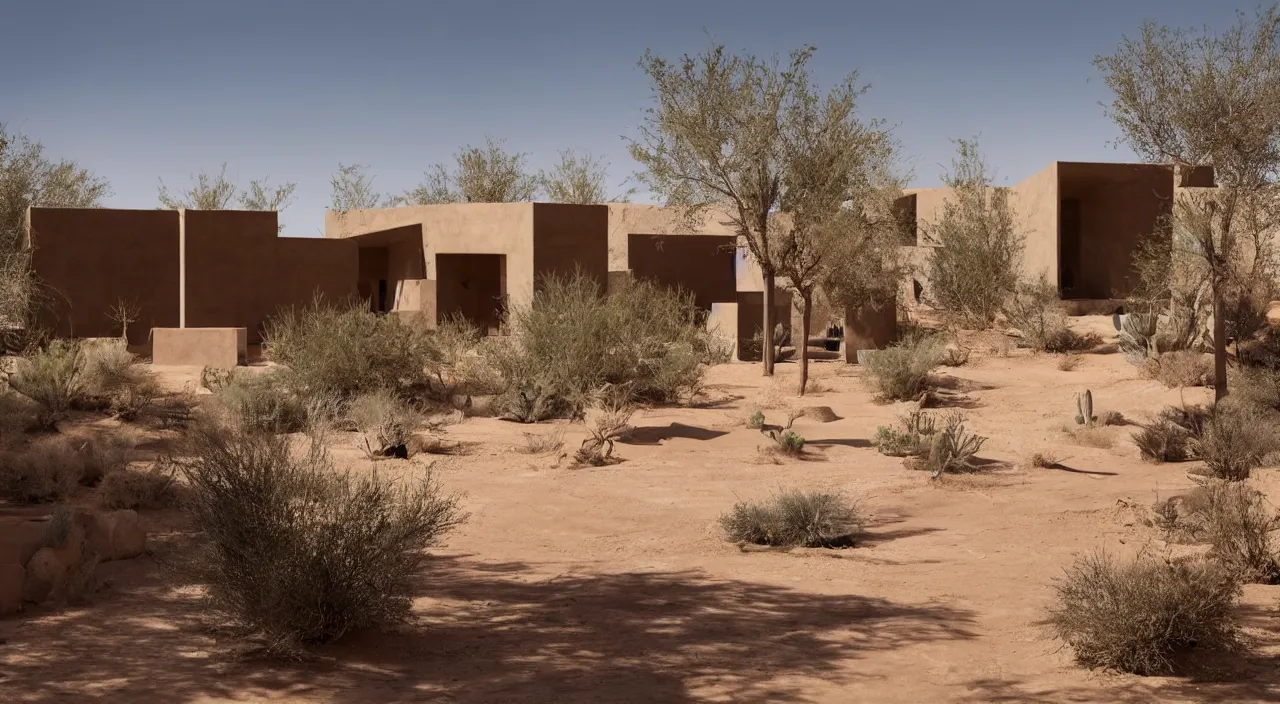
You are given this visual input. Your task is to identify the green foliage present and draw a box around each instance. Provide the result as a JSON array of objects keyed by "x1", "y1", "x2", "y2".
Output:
[
  {"x1": 1047, "y1": 551, "x2": 1242, "y2": 675},
  {"x1": 10, "y1": 339, "x2": 86, "y2": 429},
  {"x1": 922, "y1": 412, "x2": 987, "y2": 478},
  {"x1": 746, "y1": 410, "x2": 765, "y2": 429},
  {"x1": 862, "y1": 333, "x2": 946, "y2": 400},
  {"x1": 180, "y1": 422, "x2": 466, "y2": 656},
  {"x1": 402, "y1": 136, "x2": 538, "y2": 204},
  {"x1": 776, "y1": 430, "x2": 805, "y2": 455},
  {"x1": 263, "y1": 297, "x2": 437, "y2": 402},
  {"x1": 873, "y1": 410, "x2": 937, "y2": 457},
  {"x1": 720, "y1": 490, "x2": 863, "y2": 548},
  {"x1": 925, "y1": 139, "x2": 1024, "y2": 328},
  {"x1": 492, "y1": 271, "x2": 719, "y2": 421}
]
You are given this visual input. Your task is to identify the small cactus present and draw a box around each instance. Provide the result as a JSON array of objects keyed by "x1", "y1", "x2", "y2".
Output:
[{"x1": 1075, "y1": 389, "x2": 1094, "y2": 426}]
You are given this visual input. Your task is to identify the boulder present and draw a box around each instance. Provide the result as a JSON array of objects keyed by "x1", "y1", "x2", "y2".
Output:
[
  {"x1": 75, "y1": 507, "x2": 114, "y2": 560},
  {"x1": 106, "y1": 510, "x2": 146, "y2": 560},
  {"x1": 0, "y1": 563, "x2": 23, "y2": 616},
  {"x1": 22, "y1": 547, "x2": 65, "y2": 603}
]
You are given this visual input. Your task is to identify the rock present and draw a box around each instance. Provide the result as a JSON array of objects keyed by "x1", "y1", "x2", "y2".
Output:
[
  {"x1": 106, "y1": 510, "x2": 145, "y2": 561},
  {"x1": 75, "y1": 508, "x2": 114, "y2": 560},
  {"x1": 0, "y1": 563, "x2": 23, "y2": 615},
  {"x1": 22, "y1": 548, "x2": 66, "y2": 603}
]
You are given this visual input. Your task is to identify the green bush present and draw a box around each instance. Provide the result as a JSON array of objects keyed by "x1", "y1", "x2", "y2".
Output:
[
  {"x1": 9, "y1": 339, "x2": 86, "y2": 429},
  {"x1": 863, "y1": 333, "x2": 947, "y2": 401},
  {"x1": 720, "y1": 490, "x2": 862, "y2": 548},
  {"x1": 263, "y1": 297, "x2": 438, "y2": 401},
  {"x1": 492, "y1": 272, "x2": 721, "y2": 421},
  {"x1": 873, "y1": 410, "x2": 937, "y2": 457},
  {"x1": 180, "y1": 422, "x2": 466, "y2": 656},
  {"x1": 1046, "y1": 550, "x2": 1242, "y2": 675}
]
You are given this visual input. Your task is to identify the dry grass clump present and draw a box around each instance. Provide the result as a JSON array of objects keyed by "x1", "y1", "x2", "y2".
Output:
[
  {"x1": 0, "y1": 433, "x2": 132, "y2": 503},
  {"x1": 0, "y1": 390, "x2": 37, "y2": 446},
  {"x1": 1145, "y1": 351, "x2": 1215, "y2": 389},
  {"x1": 346, "y1": 389, "x2": 421, "y2": 460},
  {"x1": 1028, "y1": 451, "x2": 1059, "y2": 468},
  {"x1": 863, "y1": 333, "x2": 947, "y2": 401},
  {"x1": 263, "y1": 296, "x2": 437, "y2": 402},
  {"x1": 1057, "y1": 354, "x2": 1081, "y2": 372},
  {"x1": 720, "y1": 490, "x2": 862, "y2": 548},
  {"x1": 921, "y1": 412, "x2": 987, "y2": 478},
  {"x1": 100, "y1": 457, "x2": 182, "y2": 510},
  {"x1": 745, "y1": 410, "x2": 765, "y2": 429},
  {"x1": 492, "y1": 272, "x2": 723, "y2": 422},
  {"x1": 1046, "y1": 550, "x2": 1243, "y2": 675},
  {"x1": 179, "y1": 421, "x2": 466, "y2": 657},
  {"x1": 1062, "y1": 424, "x2": 1117, "y2": 449},
  {"x1": 517, "y1": 426, "x2": 566, "y2": 455},
  {"x1": 1003, "y1": 276, "x2": 1101, "y2": 353},
  {"x1": 81, "y1": 342, "x2": 160, "y2": 420},
  {"x1": 573, "y1": 392, "x2": 636, "y2": 467},
  {"x1": 215, "y1": 372, "x2": 309, "y2": 435}
]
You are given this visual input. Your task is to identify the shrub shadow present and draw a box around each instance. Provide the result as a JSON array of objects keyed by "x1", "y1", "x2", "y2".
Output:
[{"x1": 620, "y1": 423, "x2": 729, "y2": 446}]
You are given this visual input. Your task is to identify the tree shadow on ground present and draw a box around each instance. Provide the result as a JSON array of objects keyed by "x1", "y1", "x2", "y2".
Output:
[
  {"x1": 807, "y1": 438, "x2": 873, "y2": 449},
  {"x1": 620, "y1": 423, "x2": 729, "y2": 445},
  {"x1": 0, "y1": 554, "x2": 980, "y2": 704}
]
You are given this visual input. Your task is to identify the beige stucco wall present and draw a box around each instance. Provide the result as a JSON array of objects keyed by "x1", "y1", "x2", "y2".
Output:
[
  {"x1": 1012, "y1": 163, "x2": 1060, "y2": 286},
  {"x1": 327, "y1": 204, "x2": 537, "y2": 309}
]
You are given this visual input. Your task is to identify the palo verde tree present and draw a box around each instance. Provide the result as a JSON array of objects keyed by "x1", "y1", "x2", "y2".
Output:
[
  {"x1": 158, "y1": 163, "x2": 297, "y2": 232},
  {"x1": 775, "y1": 70, "x2": 900, "y2": 394},
  {"x1": 0, "y1": 124, "x2": 110, "y2": 350},
  {"x1": 403, "y1": 136, "x2": 539, "y2": 204},
  {"x1": 630, "y1": 42, "x2": 822, "y2": 375},
  {"x1": 925, "y1": 138, "x2": 1024, "y2": 328},
  {"x1": 540, "y1": 149, "x2": 635, "y2": 204},
  {"x1": 1096, "y1": 6, "x2": 1280, "y2": 401},
  {"x1": 330, "y1": 163, "x2": 390, "y2": 212}
]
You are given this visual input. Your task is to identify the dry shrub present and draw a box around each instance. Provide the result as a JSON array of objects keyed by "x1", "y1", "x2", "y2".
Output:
[
  {"x1": 517, "y1": 426, "x2": 565, "y2": 455},
  {"x1": 347, "y1": 389, "x2": 420, "y2": 460},
  {"x1": 863, "y1": 333, "x2": 946, "y2": 401},
  {"x1": 216, "y1": 372, "x2": 309, "y2": 435},
  {"x1": 263, "y1": 296, "x2": 437, "y2": 401},
  {"x1": 0, "y1": 433, "x2": 131, "y2": 502},
  {"x1": 1098, "y1": 410, "x2": 1125, "y2": 426},
  {"x1": 179, "y1": 422, "x2": 465, "y2": 657},
  {"x1": 100, "y1": 458, "x2": 181, "y2": 510},
  {"x1": 0, "y1": 390, "x2": 36, "y2": 447},
  {"x1": 1029, "y1": 451, "x2": 1059, "y2": 468},
  {"x1": 1192, "y1": 481, "x2": 1280, "y2": 583},
  {"x1": 81, "y1": 342, "x2": 160, "y2": 420},
  {"x1": 9, "y1": 339, "x2": 86, "y2": 429},
  {"x1": 1147, "y1": 351, "x2": 1215, "y2": 388},
  {"x1": 1057, "y1": 354, "x2": 1081, "y2": 372},
  {"x1": 1194, "y1": 402, "x2": 1278, "y2": 481},
  {"x1": 941, "y1": 347, "x2": 971, "y2": 367},
  {"x1": 1043, "y1": 328, "x2": 1103, "y2": 354},
  {"x1": 1133, "y1": 419, "x2": 1193, "y2": 462},
  {"x1": 573, "y1": 391, "x2": 636, "y2": 466},
  {"x1": 745, "y1": 410, "x2": 765, "y2": 429},
  {"x1": 1064, "y1": 424, "x2": 1116, "y2": 449},
  {"x1": 491, "y1": 272, "x2": 722, "y2": 422},
  {"x1": 424, "y1": 313, "x2": 502, "y2": 398},
  {"x1": 1046, "y1": 550, "x2": 1243, "y2": 675},
  {"x1": 720, "y1": 490, "x2": 862, "y2": 548},
  {"x1": 921, "y1": 412, "x2": 987, "y2": 477}
]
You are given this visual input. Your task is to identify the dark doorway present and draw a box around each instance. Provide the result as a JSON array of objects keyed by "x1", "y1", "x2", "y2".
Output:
[{"x1": 436, "y1": 253, "x2": 505, "y2": 333}]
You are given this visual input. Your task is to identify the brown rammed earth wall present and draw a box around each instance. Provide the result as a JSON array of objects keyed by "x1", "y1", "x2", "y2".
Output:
[
  {"x1": 28, "y1": 208, "x2": 180, "y2": 345},
  {"x1": 627, "y1": 234, "x2": 737, "y2": 311},
  {"x1": 531, "y1": 203, "x2": 609, "y2": 292}
]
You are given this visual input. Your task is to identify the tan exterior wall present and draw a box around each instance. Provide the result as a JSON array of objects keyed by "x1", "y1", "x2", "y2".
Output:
[
  {"x1": 532, "y1": 203, "x2": 609, "y2": 291},
  {"x1": 152, "y1": 327, "x2": 247, "y2": 368},
  {"x1": 27, "y1": 208, "x2": 180, "y2": 345},
  {"x1": 1012, "y1": 163, "x2": 1060, "y2": 287}
]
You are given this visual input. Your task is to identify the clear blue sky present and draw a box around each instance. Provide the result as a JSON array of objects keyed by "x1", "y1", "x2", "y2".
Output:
[{"x1": 0, "y1": 0, "x2": 1250, "y2": 236}]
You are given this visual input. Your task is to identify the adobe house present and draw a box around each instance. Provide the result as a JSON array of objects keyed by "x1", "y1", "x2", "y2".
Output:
[
  {"x1": 24, "y1": 207, "x2": 356, "y2": 364},
  {"x1": 895, "y1": 161, "x2": 1212, "y2": 312},
  {"x1": 323, "y1": 202, "x2": 795, "y2": 360}
]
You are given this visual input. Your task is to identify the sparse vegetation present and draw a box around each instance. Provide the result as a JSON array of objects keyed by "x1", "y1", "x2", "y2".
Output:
[
  {"x1": 873, "y1": 410, "x2": 936, "y2": 457},
  {"x1": 100, "y1": 458, "x2": 181, "y2": 510},
  {"x1": 746, "y1": 410, "x2": 765, "y2": 429},
  {"x1": 720, "y1": 490, "x2": 862, "y2": 548},
  {"x1": 1046, "y1": 550, "x2": 1243, "y2": 675},
  {"x1": 180, "y1": 421, "x2": 466, "y2": 656},
  {"x1": 1029, "y1": 451, "x2": 1059, "y2": 468},
  {"x1": 0, "y1": 434, "x2": 131, "y2": 503},
  {"x1": 573, "y1": 390, "x2": 636, "y2": 467},
  {"x1": 215, "y1": 372, "x2": 309, "y2": 435},
  {"x1": 1192, "y1": 481, "x2": 1280, "y2": 583},
  {"x1": 81, "y1": 342, "x2": 160, "y2": 420},
  {"x1": 517, "y1": 426, "x2": 566, "y2": 455},
  {"x1": 921, "y1": 412, "x2": 987, "y2": 478},
  {"x1": 9, "y1": 339, "x2": 86, "y2": 429},
  {"x1": 1194, "y1": 402, "x2": 1277, "y2": 481},
  {"x1": 347, "y1": 389, "x2": 421, "y2": 460},
  {"x1": 492, "y1": 272, "x2": 720, "y2": 421},
  {"x1": 1146, "y1": 351, "x2": 1214, "y2": 389},
  {"x1": 863, "y1": 333, "x2": 946, "y2": 401}
]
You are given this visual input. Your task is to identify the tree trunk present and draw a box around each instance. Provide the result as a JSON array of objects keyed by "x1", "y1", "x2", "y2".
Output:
[
  {"x1": 762, "y1": 271, "x2": 775, "y2": 376},
  {"x1": 798, "y1": 291, "x2": 812, "y2": 395},
  {"x1": 1213, "y1": 286, "x2": 1228, "y2": 402}
]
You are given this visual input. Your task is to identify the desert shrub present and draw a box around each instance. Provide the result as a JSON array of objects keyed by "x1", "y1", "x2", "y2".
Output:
[
  {"x1": 922, "y1": 412, "x2": 987, "y2": 477},
  {"x1": 941, "y1": 346, "x2": 970, "y2": 367},
  {"x1": 720, "y1": 490, "x2": 862, "y2": 548},
  {"x1": 81, "y1": 343, "x2": 160, "y2": 420},
  {"x1": 347, "y1": 389, "x2": 420, "y2": 460},
  {"x1": 1192, "y1": 481, "x2": 1280, "y2": 583},
  {"x1": 1043, "y1": 329, "x2": 1103, "y2": 354},
  {"x1": 1194, "y1": 403, "x2": 1277, "y2": 481},
  {"x1": 1004, "y1": 275, "x2": 1073, "y2": 351},
  {"x1": 1064, "y1": 425, "x2": 1117, "y2": 449},
  {"x1": 1133, "y1": 419, "x2": 1194, "y2": 463},
  {"x1": 9, "y1": 339, "x2": 86, "y2": 429},
  {"x1": 874, "y1": 410, "x2": 937, "y2": 457},
  {"x1": 1029, "y1": 451, "x2": 1058, "y2": 468},
  {"x1": 0, "y1": 434, "x2": 130, "y2": 502},
  {"x1": 746, "y1": 410, "x2": 765, "y2": 429},
  {"x1": 200, "y1": 366, "x2": 234, "y2": 392},
  {"x1": 863, "y1": 333, "x2": 947, "y2": 401},
  {"x1": 573, "y1": 391, "x2": 636, "y2": 466},
  {"x1": 1046, "y1": 550, "x2": 1242, "y2": 675},
  {"x1": 180, "y1": 422, "x2": 465, "y2": 656},
  {"x1": 1057, "y1": 354, "x2": 1081, "y2": 371},
  {"x1": 1118, "y1": 311, "x2": 1160, "y2": 364},
  {"x1": 775, "y1": 430, "x2": 805, "y2": 456},
  {"x1": 926, "y1": 140, "x2": 1023, "y2": 328},
  {"x1": 0, "y1": 391, "x2": 36, "y2": 446},
  {"x1": 425, "y1": 313, "x2": 502, "y2": 398},
  {"x1": 1147, "y1": 351, "x2": 1215, "y2": 389},
  {"x1": 263, "y1": 297, "x2": 437, "y2": 402},
  {"x1": 100, "y1": 458, "x2": 181, "y2": 510},
  {"x1": 492, "y1": 272, "x2": 719, "y2": 421},
  {"x1": 1229, "y1": 365, "x2": 1280, "y2": 412},
  {"x1": 216, "y1": 372, "x2": 309, "y2": 435},
  {"x1": 517, "y1": 426, "x2": 566, "y2": 455}
]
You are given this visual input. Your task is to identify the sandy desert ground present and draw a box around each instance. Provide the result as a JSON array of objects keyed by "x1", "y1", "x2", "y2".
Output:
[{"x1": 2, "y1": 315, "x2": 1278, "y2": 703}]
